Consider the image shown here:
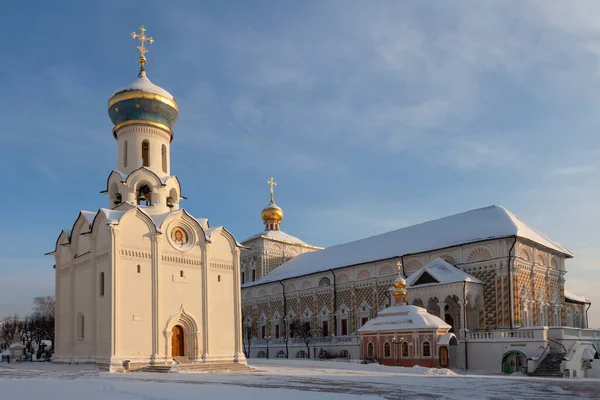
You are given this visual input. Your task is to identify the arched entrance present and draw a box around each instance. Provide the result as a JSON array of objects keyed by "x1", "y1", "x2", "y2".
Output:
[
  {"x1": 502, "y1": 350, "x2": 527, "y2": 374},
  {"x1": 172, "y1": 325, "x2": 185, "y2": 357},
  {"x1": 439, "y1": 346, "x2": 449, "y2": 368}
]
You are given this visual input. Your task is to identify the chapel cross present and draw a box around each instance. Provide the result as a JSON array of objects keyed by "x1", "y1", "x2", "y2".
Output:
[
  {"x1": 397, "y1": 261, "x2": 403, "y2": 277},
  {"x1": 131, "y1": 25, "x2": 154, "y2": 65},
  {"x1": 267, "y1": 177, "x2": 277, "y2": 202}
]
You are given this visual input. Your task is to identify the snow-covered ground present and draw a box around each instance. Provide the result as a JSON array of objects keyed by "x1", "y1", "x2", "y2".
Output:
[{"x1": 1, "y1": 359, "x2": 598, "y2": 399}]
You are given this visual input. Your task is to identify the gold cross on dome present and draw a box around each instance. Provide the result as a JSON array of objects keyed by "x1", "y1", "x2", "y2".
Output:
[
  {"x1": 267, "y1": 177, "x2": 277, "y2": 202},
  {"x1": 131, "y1": 25, "x2": 154, "y2": 64}
]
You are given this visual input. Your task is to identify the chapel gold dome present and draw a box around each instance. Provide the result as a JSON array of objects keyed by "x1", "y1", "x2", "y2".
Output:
[{"x1": 261, "y1": 203, "x2": 284, "y2": 223}]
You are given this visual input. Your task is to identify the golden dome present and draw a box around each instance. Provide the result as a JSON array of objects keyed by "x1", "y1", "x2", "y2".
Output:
[{"x1": 262, "y1": 202, "x2": 284, "y2": 223}]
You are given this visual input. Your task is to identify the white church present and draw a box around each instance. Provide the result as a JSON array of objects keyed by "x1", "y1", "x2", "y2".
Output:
[{"x1": 48, "y1": 27, "x2": 246, "y2": 372}]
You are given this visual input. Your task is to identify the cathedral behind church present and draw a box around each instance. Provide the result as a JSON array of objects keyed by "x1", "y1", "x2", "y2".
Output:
[
  {"x1": 240, "y1": 190, "x2": 599, "y2": 377},
  {"x1": 49, "y1": 27, "x2": 245, "y2": 372}
]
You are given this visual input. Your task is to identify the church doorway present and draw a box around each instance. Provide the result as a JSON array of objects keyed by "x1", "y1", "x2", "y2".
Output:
[
  {"x1": 439, "y1": 346, "x2": 449, "y2": 368},
  {"x1": 172, "y1": 325, "x2": 185, "y2": 357}
]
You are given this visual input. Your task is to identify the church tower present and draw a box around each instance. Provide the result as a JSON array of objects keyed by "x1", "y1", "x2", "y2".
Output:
[
  {"x1": 240, "y1": 178, "x2": 323, "y2": 283},
  {"x1": 105, "y1": 26, "x2": 181, "y2": 213},
  {"x1": 50, "y1": 27, "x2": 246, "y2": 372},
  {"x1": 261, "y1": 177, "x2": 283, "y2": 231}
]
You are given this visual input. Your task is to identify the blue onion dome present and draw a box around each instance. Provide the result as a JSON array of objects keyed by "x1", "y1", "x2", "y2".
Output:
[{"x1": 108, "y1": 66, "x2": 178, "y2": 140}]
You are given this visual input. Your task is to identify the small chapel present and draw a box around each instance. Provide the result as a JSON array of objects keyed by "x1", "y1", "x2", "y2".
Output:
[{"x1": 48, "y1": 27, "x2": 246, "y2": 372}]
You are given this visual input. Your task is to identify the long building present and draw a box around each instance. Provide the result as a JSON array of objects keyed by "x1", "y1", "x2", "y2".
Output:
[{"x1": 240, "y1": 190, "x2": 598, "y2": 376}]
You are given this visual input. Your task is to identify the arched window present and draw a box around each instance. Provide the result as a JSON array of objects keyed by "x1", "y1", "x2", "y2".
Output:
[
  {"x1": 367, "y1": 342, "x2": 374, "y2": 358},
  {"x1": 566, "y1": 308, "x2": 574, "y2": 327},
  {"x1": 339, "y1": 349, "x2": 350, "y2": 359},
  {"x1": 218, "y1": 275, "x2": 221, "y2": 282},
  {"x1": 422, "y1": 341, "x2": 431, "y2": 357},
  {"x1": 137, "y1": 265, "x2": 141, "y2": 274},
  {"x1": 276, "y1": 350, "x2": 286, "y2": 358},
  {"x1": 180, "y1": 270, "x2": 184, "y2": 278},
  {"x1": 161, "y1": 144, "x2": 167, "y2": 173},
  {"x1": 77, "y1": 313, "x2": 85, "y2": 340},
  {"x1": 318, "y1": 277, "x2": 331, "y2": 287},
  {"x1": 99, "y1": 272, "x2": 105, "y2": 297},
  {"x1": 401, "y1": 341, "x2": 409, "y2": 357},
  {"x1": 123, "y1": 140, "x2": 128, "y2": 167},
  {"x1": 142, "y1": 140, "x2": 150, "y2": 167},
  {"x1": 384, "y1": 342, "x2": 391, "y2": 358},
  {"x1": 137, "y1": 184, "x2": 152, "y2": 206}
]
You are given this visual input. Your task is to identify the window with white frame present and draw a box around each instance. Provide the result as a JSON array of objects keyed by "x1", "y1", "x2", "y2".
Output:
[
  {"x1": 401, "y1": 341, "x2": 409, "y2": 357},
  {"x1": 422, "y1": 341, "x2": 431, "y2": 357},
  {"x1": 384, "y1": 342, "x2": 391, "y2": 358}
]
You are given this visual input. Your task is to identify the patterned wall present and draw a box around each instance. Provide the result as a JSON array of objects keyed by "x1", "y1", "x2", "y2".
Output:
[{"x1": 242, "y1": 238, "x2": 573, "y2": 336}]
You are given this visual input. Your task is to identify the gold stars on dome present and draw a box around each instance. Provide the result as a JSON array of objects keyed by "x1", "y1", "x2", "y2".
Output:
[{"x1": 131, "y1": 25, "x2": 154, "y2": 65}]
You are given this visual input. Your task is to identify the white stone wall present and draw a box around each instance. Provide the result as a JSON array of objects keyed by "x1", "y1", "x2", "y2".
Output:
[{"x1": 54, "y1": 207, "x2": 245, "y2": 369}]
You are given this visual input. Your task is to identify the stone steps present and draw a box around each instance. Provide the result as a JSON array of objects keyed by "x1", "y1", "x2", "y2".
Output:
[
  {"x1": 135, "y1": 361, "x2": 252, "y2": 374},
  {"x1": 529, "y1": 352, "x2": 565, "y2": 378}
]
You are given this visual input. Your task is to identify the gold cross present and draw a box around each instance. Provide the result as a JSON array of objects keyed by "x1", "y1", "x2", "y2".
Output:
[
  {"x1": 267, "y1": 177, "x2": 277, "y2": 202},
  {"x1": 397, "y1": 261, "x2": 403, "y2": 276},
  {"x1": 131, "y1": 25, "x2": 154, "y2": 64}
]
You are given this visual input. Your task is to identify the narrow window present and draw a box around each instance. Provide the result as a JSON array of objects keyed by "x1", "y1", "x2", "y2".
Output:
[
  {"x1": 142, "y1": 140, "x2": 150, "y2": 167},
  {"x1": 384, "y1": 342, "x2": 391, "y2": 358},
  {"x1": 161, "y1": 144, "x2": 167, "y2": 173},
  {"x1": 367, "y1": 342, "x2": 374, "y2": 358},
  {"x1": 261, "y1": 325, "x2": 266, "y2": 338},
  {"x1": 180, "y1": 270, "x2": 184, "y2": 278},
  {"x1": 275, "y1": 324, "x2": 280, "y2": 338},
  {"x1": 402, "y1": 342, "x2": 409, "y2": 357},
  {"x1": 252, "y1": 270, "x2": 256, "y2": 282},
  {"x1": 137, "y1": 265, "x2": 141, "y2": 274},
  {"x1": 124, "y1": 140, "x2": 128, "y2": 168},
  {"x1": 77, "y1": 314, "x2": 85, "y2": 340},
  {"x1": 218, "y1": 275, "x2": 221, "y2": 282},
  {"x1": 99, "y1": 272, "x2": 105, "y2": 297},
  {"x1": 361, "y1": 316, "x2": 368, "y2": 327},
  {"x1": 322, "y1": 320, "x2": 328, "y2": 337},
  {"x1": 341, "y1": 318, "x2": 348, "y2": 336},
  {"x1": 241, "y1": 272, "x2": 245, "y2": 284},
  {"x1": 422, "y1": 341, "x2": 431, "y2": 357}
]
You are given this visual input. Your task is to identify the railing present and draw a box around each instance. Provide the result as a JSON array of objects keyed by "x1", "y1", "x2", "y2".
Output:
[
  {"x1": 500, "y1": 330, "x2": 535, "y2": 339},
  {"x1": 467, "y1": 332, "x2": 494, "y2": 340},
  {"x1": 547, "y1": 338, "x2": 567, "y2": 354},
  {"x1": 466, "y1": 328, "x2": 543, "y2": 341},
  {"x1": 527, "y1": 345, "x2": 550, "y2": 375}
]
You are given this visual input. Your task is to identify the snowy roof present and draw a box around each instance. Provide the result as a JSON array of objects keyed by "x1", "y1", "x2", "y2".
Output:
[
  {"x1": 53, "y1": 206, "x2": 242, "y2": 252},
  {"x1": 564, "y1": 289, "x2": 590, "y2": 304},
  {"x1": 358, "y1": 304, "x2": 451, "y2": 332},
  {"x1": 112, "y1": 70, "x2": 174, "y2": 100},
  {"x1": 243, "y1": 230, "x2": 320, "y2": 248},
  {"x1": 246, "y1": 205, "x2": 572, "y2": 286},
  {"x1": 80, "y1": 211, "x2": 97, "y2": 228},
  {"x1": 406, "y1": 258, "x2": 483, "y2": 288}
]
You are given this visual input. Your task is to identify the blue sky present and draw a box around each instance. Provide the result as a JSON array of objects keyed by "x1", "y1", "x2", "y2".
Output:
[{"x1": 1, "y1": 1, "x2": 599, "y2": 327}]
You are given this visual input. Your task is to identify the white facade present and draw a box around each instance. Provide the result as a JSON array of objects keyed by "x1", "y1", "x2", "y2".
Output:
[{"x1": 50, "y1": 62, "x2": 245, "y2": 372}]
